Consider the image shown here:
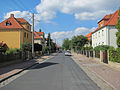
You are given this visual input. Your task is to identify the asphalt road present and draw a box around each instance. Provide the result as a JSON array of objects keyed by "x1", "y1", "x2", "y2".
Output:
[{"x1": 0, "y1": 53, "x2": 100, "y2": 90}]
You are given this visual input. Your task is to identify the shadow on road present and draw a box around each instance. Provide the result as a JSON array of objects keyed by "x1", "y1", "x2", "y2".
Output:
[{"x1": 29, "y1": 62, "x2": 59, "y2": 70}]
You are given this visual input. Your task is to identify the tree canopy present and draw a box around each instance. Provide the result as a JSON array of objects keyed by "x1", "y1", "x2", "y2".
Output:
[
  {"x1": 71, "y1": 35, "x2": 88, "y2": 50},
  {"x1": 62, "y1": 38, "x2": 71, "y2": 50},
  {"x1": 115, "y1": 9, "x2": 120, "y2": 48}
]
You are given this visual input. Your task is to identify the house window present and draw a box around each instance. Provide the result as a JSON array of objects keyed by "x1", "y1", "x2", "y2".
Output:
[
  {"x1": 102, "y1": 30, "x2": 104, "y2": 36},
  {"x1": 102, "y1": 42, "x2": 104, "y2": 45},
  {"x1": 27, "y1": 26, "x2": 29, "y2": 30},
  {"x1": 99, "y1": 31, "x2": 100, "y2": 37},
  {"x1": 27, "y1": 33, "x2": 28, "y2": 38},
  {"x1": 6, "y1": 21, "x2": 11, "y2": 26},
  {"x1": 24, "y1": 32, "x2": 26, "y2": 37}
]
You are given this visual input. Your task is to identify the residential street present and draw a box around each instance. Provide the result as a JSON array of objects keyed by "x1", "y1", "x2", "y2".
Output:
[{"x1": 0, "y1": 53, "x2": 100, "y2": 90}]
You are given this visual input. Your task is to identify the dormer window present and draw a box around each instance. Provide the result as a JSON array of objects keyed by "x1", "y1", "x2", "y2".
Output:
[
  {"x1": 27, "y1": 26, "x2": 29, "y2": 30},
  {"x1": 6, "y1": 21, "x2": 11, "y2": 26}
]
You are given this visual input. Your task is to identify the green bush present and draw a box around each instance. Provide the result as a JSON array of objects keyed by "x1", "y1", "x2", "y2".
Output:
[
  {"x1": 5, "y1": 48, "x2": 20, "y2": 55},
  {"x1": 94, "y1": 45, "x2": 110, "y2": 51},
  {"x1": 21, "y1": 42, "x2": 32, "y2": 51},
  {"x1": 85, "y1": 46, "x2": 93, "y2": 51},
  {"x1": 43, "y1": 46, "x2": 49, "y2": 52},
  {"x1": 109, "y1": 47, "x2": 120, "y2": 63}
]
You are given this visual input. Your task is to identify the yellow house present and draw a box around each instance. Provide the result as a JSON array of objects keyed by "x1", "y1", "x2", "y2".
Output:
[{"x1": 0, "y1": 14, "x2": 32, "y2": 49}]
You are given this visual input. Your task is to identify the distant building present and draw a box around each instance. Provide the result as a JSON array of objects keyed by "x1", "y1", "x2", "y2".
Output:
[
  {"x1": 92, "y1": 10, "x2": 119, "y2": 48},
  {"x1": 85, "y1": 32, "x2": 92, "y2": 47},
  {"x1": 0, "y1": 14, "x2": 32, "y2": 49},
  {"x1": 34, "y1": 30, "x2": 45, "y2": 47}
]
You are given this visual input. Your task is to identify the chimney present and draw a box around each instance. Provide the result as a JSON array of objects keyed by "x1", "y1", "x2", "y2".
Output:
[
  {"x1": 39, "y1": 29, "x2": 42, "y2": 32},
  {"x1": 10, "y1": 14, "x2": 14, "y2": 18}
]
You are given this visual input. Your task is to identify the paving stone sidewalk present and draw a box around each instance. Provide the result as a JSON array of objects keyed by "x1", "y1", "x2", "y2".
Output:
[
  {"x1": 0, "y1": 53, "x2": 56, "y2": 83},
  {"x1": 72, "y1": 52, "x2": 120, "y2": 90}
]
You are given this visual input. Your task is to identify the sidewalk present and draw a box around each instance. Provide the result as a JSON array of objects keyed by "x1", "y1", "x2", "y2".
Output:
[
  {"x1": 0, "y1": 53, "x2": 56, "y2": 83},
  {"x1": 72, "y1": 52, "x2": 120, "y2": 90}
]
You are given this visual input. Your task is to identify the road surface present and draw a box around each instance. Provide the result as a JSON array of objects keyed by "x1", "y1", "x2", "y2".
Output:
[{"x1": 0, "y1": 53, "x2": 100, "y2": 90}]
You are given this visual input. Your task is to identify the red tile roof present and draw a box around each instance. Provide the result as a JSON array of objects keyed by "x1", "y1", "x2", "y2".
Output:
[
  {"x1": 98, "y1": 14, "x2": 112, "y2": 24},
  {"x1": 34, "y1": 31, "x2": 42, "y2": 39},
  {"x1": 106, "y1": 10, "x2": 119, "y2": 25},
  {"x1": 56, "y1": 44, "x2": 60, "y2": 47},
  {"x1": 86, "y1": 32, "x2": 92, "y2": 41},
  {"x1": 0, "y1": 14, "x2": 29, "y2": 29},
  {"x1": 16, "y1": 18, "x2": 28, "y2": 23},
  {"x1": 93, "y1": 10, "x2": 119, "y2": 33}
]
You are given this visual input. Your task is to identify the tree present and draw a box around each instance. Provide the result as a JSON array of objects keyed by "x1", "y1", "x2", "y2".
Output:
[
  {"x1": 47, "y1": 33, "x2": 51, "y2": 47},
  {"x1": 46, "y1": 33, "x2": 57, "y2": 52},
  {"x1": 21, "y1": 42, "x2": 32, "y2": 51},
  {"x1": 62, "y1": 38, "x2": 71, "y2": 50},
  {"x1": 71, "y1": 35, "x2": 88, "y2": 50},
  {"x1": 115, "y1": 9, "x2": 120, "y2": 48}
]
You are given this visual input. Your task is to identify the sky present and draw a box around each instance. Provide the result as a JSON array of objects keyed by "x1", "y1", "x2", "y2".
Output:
[{"x1": 0, "y1": 0, "x2": 120, "y2": 46}]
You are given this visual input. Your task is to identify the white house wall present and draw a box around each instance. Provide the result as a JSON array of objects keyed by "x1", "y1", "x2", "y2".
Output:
[
  {"x1": 92, "y1": 26, "x2": 107, "y2": 48},
  {"x1": 108, "y1": 26, "x2": 118, "y2": 48},
  {"x1": 34, "y1": 40, "x2": 42, "y2": 45},
  {"x1": 92, "y1": 26, "x2": 118, "y2": 48}
]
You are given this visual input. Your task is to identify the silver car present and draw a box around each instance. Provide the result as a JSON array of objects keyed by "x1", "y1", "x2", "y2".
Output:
[{"x1": 65, "y1": 51, "x2": 71, "y2": 56}]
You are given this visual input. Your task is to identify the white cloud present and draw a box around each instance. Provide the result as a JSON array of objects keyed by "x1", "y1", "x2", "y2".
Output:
[
  {"x1": 50, "y1": 27, "x2": 96, "y2": 46},
  {"x1": 35, "y1": 0, "x2": 119, "y2": 21},
  {"x1": 4, "y1": 0, "x2": 120, "y2": 22},
  {"x1": 4, "y1": 11, "x2": 31, "y2": 19},
  {"x1": 75, "y1": 10, "x2": 113, "y2": 20},
  {"x1": 4, "y1": 11, "x2": 32, "y2": 25}
]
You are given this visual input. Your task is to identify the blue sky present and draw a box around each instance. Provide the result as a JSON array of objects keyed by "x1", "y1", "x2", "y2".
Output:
[{"x1": 0, "y1": 0, "x2": 120, "y2": 45}]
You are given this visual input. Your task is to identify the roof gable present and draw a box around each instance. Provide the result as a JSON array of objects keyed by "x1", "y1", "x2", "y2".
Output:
[
  {"x1": 16, "y1": 18, "x2": 28, "y2": 23},
  {"x1": 86, "y1": 32, "x2": 92, "y2": 41},
  {"x1": 92, "y1": 9, "x2": 119, "y2": 34},
  {"x1": 0, "y1": 14, "x2": 24, "y2": 29},
  {"x1": 34, "y1": 31, "x2": 42, "y2": 39},
  {"x1": 106, "y1": 10, "x2": 119, "y2": 25}
]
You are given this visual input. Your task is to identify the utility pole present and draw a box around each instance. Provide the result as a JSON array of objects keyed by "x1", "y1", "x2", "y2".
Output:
[
  {"x1": 49, "y1": 35, "x2": 50, "y2": 54},
  {"x1": 32, "y1": 13, "x2": 34, "y2": 58}
]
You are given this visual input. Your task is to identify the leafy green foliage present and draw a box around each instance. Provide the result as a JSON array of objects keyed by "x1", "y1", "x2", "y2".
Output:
[
  {"x1": 115, "y1": 9, "x2": 120, "y2": 48},
  {"x1": 85, "y1": 46, "x2": 93, "y2": 51},
  {"x1": 115, "y1": 9, "x2": 120, "y2": 30},
  {"x1": 71, "y1": 35, "x2": 88, "y2": 50},
  {"x1": 47, "y1": 33, "x2": 51, "y2": 47},
  {"x1": 116, "y1": 31, "x2": 120, "y2": 47},
  {"x1": 109, "y1": 47, "x2": 120, "y2": 63},
  {"x1": 43, "y1": 46, "x2": 49, "y2": 52},
  {"x1": 46, "y1": 33, "x2": 56, "y2": 52},
  {"x1": 62, "y1": 38, "x2": 71, "y2": 50},
  {"x1": 94, "y1": 45, "x2": 110, "y2": 51},
  {"x1": 51, "y1": 42, "x2": 56, "y2": 52},
  {"x1": 5, "y1": 48, "x2": 20, "y2": 55},
  {"x1": 21, "y1": 42, "x2": 32, "y2": 51}
]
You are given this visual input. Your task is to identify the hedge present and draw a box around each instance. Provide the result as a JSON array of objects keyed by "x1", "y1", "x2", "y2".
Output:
[{"x1": 109, "y1": 47, "x2": 120, "y2": 63}]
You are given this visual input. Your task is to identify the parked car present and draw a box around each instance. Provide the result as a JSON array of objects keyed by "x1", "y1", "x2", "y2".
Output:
[
  {"x1": 65, "y1": 51, "x2": 71, "y2": 56},
  {"x1": 58, "y1": 50, "x2": 62, "y2": 53}
]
